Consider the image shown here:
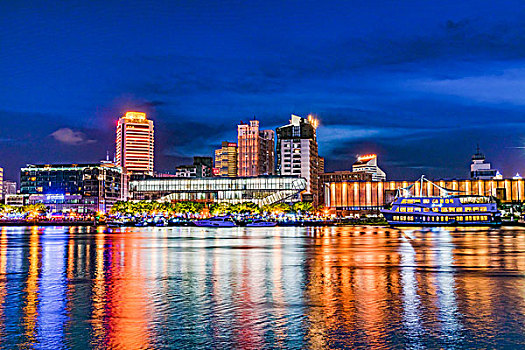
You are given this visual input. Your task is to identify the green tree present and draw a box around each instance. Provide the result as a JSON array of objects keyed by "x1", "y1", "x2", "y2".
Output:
[
  {"x1": 292, "y1": 201, "x2": 314, "y2": 213},
  {"x1": 210, "y1": 202, "x2": 231, "y2": 215},
  {"x1": 262, "y1": 202, "x2": 291, "y2": 214}
]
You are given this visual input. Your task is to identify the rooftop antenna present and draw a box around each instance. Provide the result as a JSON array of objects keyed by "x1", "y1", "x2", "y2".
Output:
[{"x1": 106, "y1": 150, "x2": 110, "y2": 162}]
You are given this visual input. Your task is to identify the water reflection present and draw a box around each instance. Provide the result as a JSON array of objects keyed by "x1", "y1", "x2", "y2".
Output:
[{"x1": 0, "y1": 225, "x2": 522, "y2": 348}]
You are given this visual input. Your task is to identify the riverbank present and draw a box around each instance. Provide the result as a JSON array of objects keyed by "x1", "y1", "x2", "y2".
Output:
[{"x1": 3, "y1": 219, "x2": 523, "y2": 227}]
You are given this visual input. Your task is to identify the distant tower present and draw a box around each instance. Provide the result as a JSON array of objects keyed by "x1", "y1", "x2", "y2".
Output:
[
  {"x1": 116, "y1": 112, "x2": 154, "y2": 175},
  {"x1": 470, "y1": 145, "x2": 497, "y2": 180}
]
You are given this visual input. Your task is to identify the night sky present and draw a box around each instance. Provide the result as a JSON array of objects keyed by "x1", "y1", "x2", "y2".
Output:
[{"x1": 2, "y1": 1, "x2": 525, "y2": 181}]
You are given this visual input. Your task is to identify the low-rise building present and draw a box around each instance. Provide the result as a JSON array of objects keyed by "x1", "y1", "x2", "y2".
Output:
[
  {"x1": 5, "y1": 194, "x2": 25, "y2": 207},
  {"x1": 20, "y1": 162, "x2": 123, "y2": 213}
]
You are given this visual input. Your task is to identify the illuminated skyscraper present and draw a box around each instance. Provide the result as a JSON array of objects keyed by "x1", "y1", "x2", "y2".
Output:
[
  {"x1": 237, "y1": 119, "x2": 274, "y2": 177},
  {"x1": 116, "y1": 112, "x2": 154, "y2": 175},
  {"x1": 214, "y1": 141, "x2": 238, "y2": 177},
  {"x1": 276, "y1": 114, "x2": 320, "y2": 204}
]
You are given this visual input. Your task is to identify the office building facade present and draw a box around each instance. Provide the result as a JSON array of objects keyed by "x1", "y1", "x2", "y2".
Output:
[
  {"x1": 214, "y1": 142, "x2": 238, "y2": 177},
  {"x1": 237, "y1": 119, "x2": 275, "y2": 176},
  {"x1": 116, "y1": 111, "x2": 154, "y2": 175},
  {"x1": 20, "y1": 163, "x2": 123, "y2": 213},
  {"x1": 276, "y1": 114, "x2": 320, "y2": 204}
]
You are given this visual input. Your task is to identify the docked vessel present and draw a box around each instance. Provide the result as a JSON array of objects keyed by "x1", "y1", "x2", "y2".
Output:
[
  {"x1": 194, "y1": 216, "x2": 237, "y2": 227},
  {"x1": 245, "y1": 220, "x2": 277, "y2": 227},
  {"x1": 380, "y1": 176, "x2": 501, "y2": 226}
]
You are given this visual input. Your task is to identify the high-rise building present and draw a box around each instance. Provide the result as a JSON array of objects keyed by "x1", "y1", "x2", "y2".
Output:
[
  {"x1": 214, "y1": 142, "x2": 238, "y2": 177},
  {"x1": 237, "y1": 119, "x2": 275, "y2": 177},
  {"x1": 276, "y1": 114, "x2": 319, "y2": 204},
  {"x1": 116, "y1": 111, "x2": 154, "y2": 175},
  {"x1": 352, "y1": 154, "x2": 386, "y2": 181},
  {"x1": 470, "y1": 146, "x2": 498, "y2": 180}
]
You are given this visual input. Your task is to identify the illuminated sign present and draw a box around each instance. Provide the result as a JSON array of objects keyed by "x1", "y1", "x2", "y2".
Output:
[
  {"x1": 357, "y1": 154, "x2": 377, "y2": 162},
  {"x1": 45, "y1": 194, "x2": 65, "y2": 201},
  {"x1": 124, "y1": 111, "x2": 147, "y2": 120}
]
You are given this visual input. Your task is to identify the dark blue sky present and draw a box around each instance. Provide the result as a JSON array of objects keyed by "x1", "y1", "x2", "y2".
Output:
[{"x1": 2, "y1": 0, "x2": 525, "y2": 181}]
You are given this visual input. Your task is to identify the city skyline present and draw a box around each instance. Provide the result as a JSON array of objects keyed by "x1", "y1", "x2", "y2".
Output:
[{"x1": 3, "y1": 1, "x2": 525, "y2": 180}]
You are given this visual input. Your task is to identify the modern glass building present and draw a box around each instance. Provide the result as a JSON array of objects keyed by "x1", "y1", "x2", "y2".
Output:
[
  {"x1": 20, "y1": 162, "x2": 123, "y2": 213},
  {"x1": 129, "y1": 176, "x2": 307, "y2": 205}
]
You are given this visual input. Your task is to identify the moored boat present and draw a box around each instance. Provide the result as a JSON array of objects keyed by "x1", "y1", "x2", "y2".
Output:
[
  {"x1": 246, "y1": 220, "x2": 277, "y2": 227},
  {"x1": 194, "y1": 216, "x2": 237, "y2": 227}
]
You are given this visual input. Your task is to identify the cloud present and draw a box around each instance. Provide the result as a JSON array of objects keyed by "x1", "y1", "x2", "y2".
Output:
[
  {"x1": 405, "y1": 66, "x2": 525, "y2": 105},
  {"x1": 50, "y1": 128, "x2": 95, "y2": 145}
]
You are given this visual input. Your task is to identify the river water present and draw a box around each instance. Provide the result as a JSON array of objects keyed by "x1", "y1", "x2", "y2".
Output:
[{"x1": 0, "y1": 225, "x2": 523, "y2": 349}]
